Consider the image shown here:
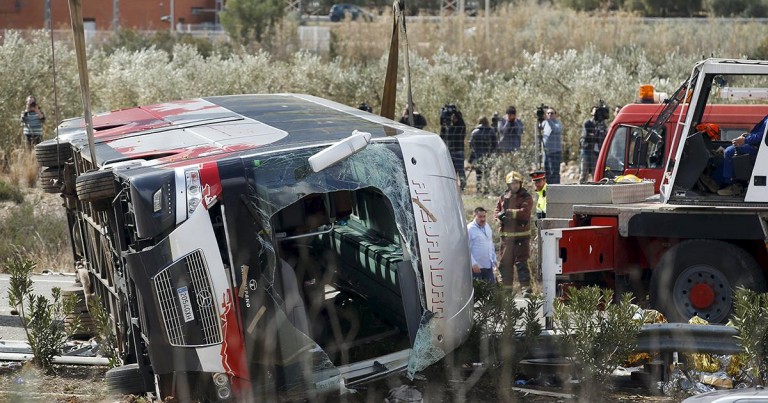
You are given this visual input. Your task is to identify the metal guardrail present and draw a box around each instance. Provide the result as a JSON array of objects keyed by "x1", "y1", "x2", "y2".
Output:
[
  {"x1": 529, "y1": 323, "x2": 740, "y2": 358},
  {"x1": 637, "y1": 323, "x2": 740, "y2": 355}
]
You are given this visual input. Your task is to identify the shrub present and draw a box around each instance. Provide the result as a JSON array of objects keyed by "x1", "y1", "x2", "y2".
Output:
[
  {"x1": 88, "y1": 295, "x2": 119, "y2": 368},
  {"x1": 553, "y1": 286, "x2": 645, "y2": 399},
  {"x1": 0, "y1": 180, "x2": 24, "y2": 203},
  {"x1": 0, "y1": 204, "x2": 70, "y2": 272},
  {"x1": 450, "y1": 281, "x2": 543, "y2": 400},
  {"x1": 6, "y1": 255, "x2": 79, "y2": 373},
  {"x1": 731, "y1": 287, "x2": 768, "y2": 386}
]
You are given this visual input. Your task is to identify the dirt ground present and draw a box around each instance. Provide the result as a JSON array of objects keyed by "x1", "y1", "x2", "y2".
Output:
[{"x1": 0, "y1": 360, "x2": 686, "y2": 403}]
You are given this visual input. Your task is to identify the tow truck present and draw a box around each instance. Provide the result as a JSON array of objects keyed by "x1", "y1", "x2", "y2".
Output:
[
  {"x1": 594, "y1": 86, "x2": 768, "y2": 192},
  {"x1": 541, "y1": 58, "x2": 768, "y2": 324}
]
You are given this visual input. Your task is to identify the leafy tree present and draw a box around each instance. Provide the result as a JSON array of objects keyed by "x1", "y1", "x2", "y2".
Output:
[
  {"x1": 623, "y1": 0, "x2": 702, "y2": 16},
  {"x1": 557, "y1": 0, "x2": 620, "y2": 11},
  {"x1": 220, "y1": 0, "x2": 284, "y2": 44},
  {"x1": 704, "y1": 0, "x2": 768, "y2": 17}
]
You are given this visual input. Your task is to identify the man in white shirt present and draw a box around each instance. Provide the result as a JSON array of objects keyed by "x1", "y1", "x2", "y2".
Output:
[{"x1": 467, "y1": 207, "x2": 497, "y2": 283}]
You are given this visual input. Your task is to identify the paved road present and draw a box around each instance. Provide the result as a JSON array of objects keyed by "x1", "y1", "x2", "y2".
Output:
[{"x1": 0, "y1": 273, "x2": 78, "y2": 341}]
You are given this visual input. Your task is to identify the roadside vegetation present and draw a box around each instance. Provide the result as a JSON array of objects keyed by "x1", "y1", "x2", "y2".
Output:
[
  {"x1": 6, "y1": 255, "x2": 79, "y2": 373},
  {"x1": 1, "y1": 1, "x2": 768, "y2": 401}
]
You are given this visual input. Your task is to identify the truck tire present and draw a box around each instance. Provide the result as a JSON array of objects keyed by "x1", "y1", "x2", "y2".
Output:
[
  {"x1": 75, "y1": 170, "x2": 115, "y2": 209},
  {"x1": 105, "y1": 363, "x2": 151, "y2": 395},
  {"x1": 35, "y1": 139, "x2": 72, "y2": 167},
  {"x1": 650, "y1": 240, "x2": 766, "y2": 323}
]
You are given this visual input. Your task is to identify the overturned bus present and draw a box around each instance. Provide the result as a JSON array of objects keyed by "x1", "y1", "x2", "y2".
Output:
[{"x1": 37, "y1": 94, "x2": 473, "y2": 401}]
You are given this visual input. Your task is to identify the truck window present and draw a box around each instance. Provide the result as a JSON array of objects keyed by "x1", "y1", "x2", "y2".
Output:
[
  {"x1": 627, "y1": 126, "x2": 666, "y2": 169},
  {"x1": 605, "y1": 125, "x2": 628, "y2": 176}
]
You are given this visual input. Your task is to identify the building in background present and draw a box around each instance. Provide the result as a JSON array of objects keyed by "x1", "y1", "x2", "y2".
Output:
[{"x1": 0, "y1": 0, "x2": 223, "y2": 32}]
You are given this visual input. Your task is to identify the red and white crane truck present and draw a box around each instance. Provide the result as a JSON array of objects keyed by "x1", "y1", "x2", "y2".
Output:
[{"x1": 541, "y1": 58, "x2": 768, "y2": 324}]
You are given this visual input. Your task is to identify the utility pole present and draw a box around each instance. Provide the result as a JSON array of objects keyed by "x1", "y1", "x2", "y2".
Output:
[
  {"x1": 44, "y1": 0, "x2": 51, "y2": 31},
  {"x1": 170, "y1": 0, "x2": 175, "y2": 33},
  {"x1": 113, "y1": 0, "x2": 119, "y2": 32},
  {"x1": 441, "y1": 0, "x2": 457, "y2": 19},
  {"x1": 285, "y1": 0, "x2": 300, "y2": 13},
  {"x1": 485, "y1": 0, "x2": 489, "y2": 47}
]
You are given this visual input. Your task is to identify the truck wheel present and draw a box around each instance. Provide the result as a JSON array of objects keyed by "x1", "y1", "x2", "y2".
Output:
[
  {"x1": 35, "y1": 139, "x2": 72, "y2": 167},
  {"x1": 75, "y1": 170, "x2": 115, "y2": 208},
  {"x1": 650, "y1": 240, "x2": 766, "y2": 323}
]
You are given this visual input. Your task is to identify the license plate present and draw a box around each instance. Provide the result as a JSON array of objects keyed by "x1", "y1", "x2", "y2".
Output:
[{"x1": 177, "y1": 286, "x2": 195, "y2": 322}]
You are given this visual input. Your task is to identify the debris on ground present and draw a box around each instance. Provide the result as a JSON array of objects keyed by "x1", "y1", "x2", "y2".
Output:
[{"x1": 0, "y1": 361, "x2": 22, "y2": 374}]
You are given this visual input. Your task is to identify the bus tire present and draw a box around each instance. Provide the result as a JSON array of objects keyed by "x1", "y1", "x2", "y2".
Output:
[
  {"x1": 39, "y1": 167, "x2": 62, "y2": 193},
  {"x1": 75, "y1": 170, "x2": 116, "y2": 205},
  {"x1": 35, "y1": 140, "x2": 72, "y2": 167},
  {"x1": 105, "y1": 364, "x2": 151, "y2": 395}
]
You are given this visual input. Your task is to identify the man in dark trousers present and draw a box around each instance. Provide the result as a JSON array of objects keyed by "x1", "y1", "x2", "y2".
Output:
[
  {"x1": 439, "y1": 105, "x2": 467, "y2": 191},
  {"x1": 494, "y1": 170, "x2": 534, "y2": 291},
  {"x1": 468, "y1": 115, "x2": 497, "y2": 194}
]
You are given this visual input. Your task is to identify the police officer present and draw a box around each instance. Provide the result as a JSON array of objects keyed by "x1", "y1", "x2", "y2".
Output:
[
  {"x1": 530, "y1": 170, "x2": 547, "y2": 219},
  {"x1": 494, "y1": 171, "x2": 534, "y2": 291}
]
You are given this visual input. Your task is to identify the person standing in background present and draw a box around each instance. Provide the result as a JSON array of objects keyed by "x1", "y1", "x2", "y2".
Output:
[
  {"x1": 497, "y1": 106, "x2": 524, "y2": 153},
  {"x1": 541, "y1": 108, "x2": 562, "y2": 184},
  {"x1": 467, "y1": 207, "x2": 496, "y2": 283},
  {"x1": 439, "y1": 104, "x2": 467, "y2": 191},
  {"x1": 21, "y1": 95, "x2": 45, "y2": 148},
  {"x1": 494, "y1": 171, "x2": 534, "y2": 291},
  {"x1": 530, "y1": 170, "x2": 547, "y2": 219},
  {"x1": 468, "y1": 116, "x2": 497, "y2": 194}
]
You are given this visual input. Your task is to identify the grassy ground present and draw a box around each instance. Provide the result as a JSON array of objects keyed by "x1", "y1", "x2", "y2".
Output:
[{"x1": 0, "y1": 147, "x2": 71, "y2": 274}]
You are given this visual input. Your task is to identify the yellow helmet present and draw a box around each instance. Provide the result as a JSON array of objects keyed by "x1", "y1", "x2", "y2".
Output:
[{"x1": 505, "y1": 170, "x2": 524, "y2": 184}]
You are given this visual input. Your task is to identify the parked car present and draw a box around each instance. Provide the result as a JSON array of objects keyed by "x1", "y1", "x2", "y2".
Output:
[
  {"x1": 682, "y1": 386, "x2": 768, "y2": 402},
  {"x1": 329, "y1": 4, "x2": 373, "y2": 22}
]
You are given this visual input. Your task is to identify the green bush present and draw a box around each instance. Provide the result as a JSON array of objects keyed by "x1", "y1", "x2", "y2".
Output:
[
  {"x1": 0, "y1": 180, "x2": 24, "y2": 203},
  {"x1": 732, "y1": 287, "x2": 768, "y2": 386},
  {"x1": 553, "y1": 286, "x2": 645, "y2": 399},
  {"x1": 88, "y1": 295, "x2": 119, "y2": 368},
  {"x1": 6, "y1": 255, "x2": 78, "y2": 373}
]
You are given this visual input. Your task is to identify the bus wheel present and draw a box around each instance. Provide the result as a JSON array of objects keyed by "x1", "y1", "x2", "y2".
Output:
[
  {"x1": 75, "y1": 169, "x2": 115, "y2": 208},
  {"x1": 39, "y1": 167, "x2": 62, "y2": 193},
  {"x1": 35, "y1": 139, "x2": 72, "y2": 167},
  {"x1": 650, "y1": 239, "x2": 765, "y2": 323},
  {"x1": 105, "y1": 363, "x2": 151, "y2": 395}
]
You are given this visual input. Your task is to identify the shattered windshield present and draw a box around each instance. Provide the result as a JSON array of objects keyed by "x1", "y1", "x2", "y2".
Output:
[
  {"x1": 233, "y1": 141, "x2": 426, "y2": 392},
  {"x1": 242, "y1": 141, "x2": 420, "y2": 285}
]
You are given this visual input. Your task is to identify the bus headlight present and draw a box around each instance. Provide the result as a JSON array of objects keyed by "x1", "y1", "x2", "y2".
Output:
[
  {"x1": 212, "y1": 373, "x2": 231, "y2": 400},
  {"x1": 185, "y1": 169, "x2": 201, "y2": 216}
]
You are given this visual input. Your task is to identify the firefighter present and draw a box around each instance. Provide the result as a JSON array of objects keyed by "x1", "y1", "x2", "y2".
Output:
[
  {"x1": 530, "y1": 170, "x2": 547, "y2": 219},
  {"x1": 494, "y1": 170, "x2": 534, "y2": 291}
]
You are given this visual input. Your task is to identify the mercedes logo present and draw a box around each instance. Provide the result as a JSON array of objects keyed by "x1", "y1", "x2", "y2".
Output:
[
  {"x1": 196, "y1": 290, "x2": 212, "y2": 308},
  {"x1": 248, "y1": 279, "x2": 257, "y2": 291}
]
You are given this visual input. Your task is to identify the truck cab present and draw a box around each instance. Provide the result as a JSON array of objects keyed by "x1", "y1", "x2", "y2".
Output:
[
  {"x1": 595, "y1": 96, "x2": 768, "y2": 193},
  {"x1": 541, "y1": 59, "x2": 768, "y2": 325}
]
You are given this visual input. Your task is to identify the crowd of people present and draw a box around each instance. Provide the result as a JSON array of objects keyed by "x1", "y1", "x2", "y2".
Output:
[{"x1": 396, "y1": 102, "x2": 610, "y2": 189}]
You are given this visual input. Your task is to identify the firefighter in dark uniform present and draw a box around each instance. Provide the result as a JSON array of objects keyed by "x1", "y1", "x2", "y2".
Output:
[{"x1": 494, "y1": 171, "x2": 534, "y2": 290}]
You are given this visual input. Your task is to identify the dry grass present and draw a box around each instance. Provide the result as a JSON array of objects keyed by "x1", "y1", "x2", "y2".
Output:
[
  {"x1": 4, "y1": 147, "x2": 40, "y2": 188},
  {"x1": 331, "y1": 2, "x2": 768, "y2": 71},
  {"x1": 0, "y1": 147, "x2": 71, "y2": 273}
]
